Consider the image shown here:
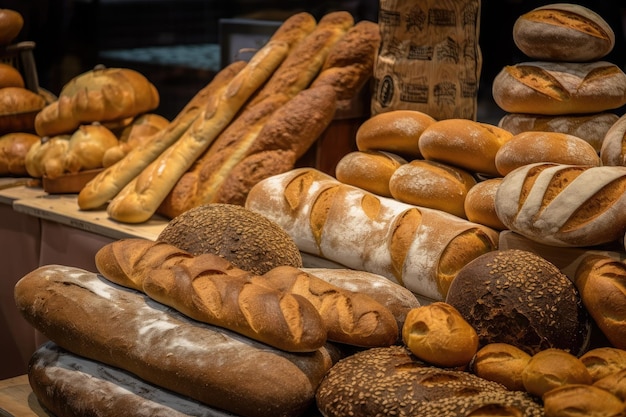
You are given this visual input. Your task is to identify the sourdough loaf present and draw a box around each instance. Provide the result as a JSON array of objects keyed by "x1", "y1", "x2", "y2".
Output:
[
  {"x1": 245, "y1": 167, "x2": 498, "y2": 301},
  {"x1": 15, "y1": 265, "x2": 335, "y2": 417},
  {"x1": 494, "y1": 163, "x2": 626, "y2": 247},
  {"x1": 0, "y1": 132, "x2": 39, "y2": 176},
  {"x1": 335, "y1": 150, "x2": 406, "y2": 197}
]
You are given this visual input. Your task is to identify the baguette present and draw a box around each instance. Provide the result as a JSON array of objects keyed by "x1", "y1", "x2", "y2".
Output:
[
  {"x1": 107, "y1": 39, "x2": 290, "y2": 223},
  {"x1": 76, "y1": 60, "x2": 246, "y2": 210},
  {"x1": 95, "y1": 238, "x2": 327, "y2": 352},
  {"x1": 14, "y1": 265, "x2": 335, "y2": 417}
]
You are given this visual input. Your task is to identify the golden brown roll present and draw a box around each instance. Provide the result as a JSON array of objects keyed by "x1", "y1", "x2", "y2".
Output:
[
  {"x1": 522, "y1": 348, "x2": 592, "y2": 397},
  {"x1": 0, "y1": 63, "x2": 24, "y2": 88},
  {"x1": 464, "y1": 178, "x2": 506, "y2": 230},
  {"x1": 0, "y1": 9, "x2": 23, "y2": 45},
  {"x1": 593, "y1": 368, "x2": 626, "y2": 402},
  {"x1": 418, "y1": 119, "x2": 513, "y2": 177},
  {"x1": 0, "y1": 132, "x2": 39, "y2": 176},
  {"x1": 543, "y1": 384, "x2": 626, "y2": 417},
  {"x1": 494, "y1": 131, "x2": 601, "y2": 176},
  {"x1": 402, "y1": 302, "x2": 478, "y2": 368},
  {"x1": 389, "y1": 159, "x2": 476, "y2": 218},
  {"x1": 335, "y1": 150, "x2": 406, "y2": 197},
  {"x1": 0, "y1": 86, "x2": 46, "y2": 134},
  {"x1": 355, "y1": 109, "x2": 436, "y2": 159},
  {"x1": 580, "y1": 347, "x2": 626, "y2": 382},
  {"x1": 471, "y1": 343, "x2": 531, "y2": 391}
]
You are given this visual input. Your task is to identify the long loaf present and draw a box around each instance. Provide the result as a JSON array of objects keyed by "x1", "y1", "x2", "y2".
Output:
[{"x1": 94, "y1": 238, "x2": 327, "y2": 352}]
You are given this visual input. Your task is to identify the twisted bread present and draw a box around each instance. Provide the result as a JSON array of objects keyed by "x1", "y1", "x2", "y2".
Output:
[{"x1": 95, "y1": 238, "x2": 327, "y2": 352}]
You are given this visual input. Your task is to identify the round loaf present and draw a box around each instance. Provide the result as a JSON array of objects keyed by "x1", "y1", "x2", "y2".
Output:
[
  {"x1": 492, "y1": 61, "x2": 626, "y2": 115},
  {"x1": 580, "y1": 347, "x2": 626, "y2": 382},
  {"x1": 471, "y1": 343, "x2": 531, "y2": 391},
  {"x1": 0, "y1": 132, "x2": 39, "y2": 176},
  {"x1": 521, "y1": 348, "x2": 592, "y2": 397},
  {"x1": 402, "y1": 302, "x2": 478, "y2": 368},
  {"x1": 445, "y1": 249, "x2": 592, "y2": 356},
  {"x1": 335, "y1": 150, "x2": 406, "y2": 197},
  {"x1": 593, "y1": 368, "x2": 626, "y2": 402},
  {"x1": 495, "y1": 163, "x2": 626, "y2": 247},
  {"x1": 495, "y1": 131, "x2": 601, "y2": 176},
  {"x1": 0, "y1": 86, "x2": 46, "y2": 134},
  {"x1": 316, "y1": 345, "x2": 544, "y2": 417},
  {"x1": 157, "y1": 203, "x2": 302, "y2": 275},
  {"x1": 498, "y1": 112, "x2": 618, "y2": 153},
  {"x1": 355, "y1": 109, "x2": 436, "y2": 158},
  {"x1": 418, "y1": 119, "x2": 513, "y2": 176},
  {"x1": 574, "y1": 254, "x2": 626, "y2": 350},
  {"x1": 464, "y1": 178, "x2": 506, "y2": 230},
  {"x1": 0, "y1": 63, "x2": 24, "y2": 88},
  {"x1": 512, "y1": 3, "x2": 615, "y2": 62},
  {"x1": 0, "y1": 9, "x2": 23, "y2": 45},
  {"x1": 600, "y1": 113, "x2": 626, "y2": 166},
  {"x1": 543, "y1": 384, "x2": 626, "y2": 417},
  {"x1": 389, "y1": 159, "x2": 476, "y2": 218}
]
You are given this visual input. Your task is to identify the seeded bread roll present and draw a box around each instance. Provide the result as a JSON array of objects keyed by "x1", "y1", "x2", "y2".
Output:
[
  {"x1": 335, "y1": 150, "x2": 406, "y2": 197},
  {"x1": 492, "y1": 61, "x2": 626, "y2": 115},
  {"x1": 464, "y1": 178, "x2": 506, "y2": 230},
  {"x1": 389, "y1": 159, "x2": 476, "y2": 218},
  {"x1": 494, "y1": 131, "x2": 601, "y2": 176},
  {"x1": 600, "y1": 112, "x2": 626, "y2": 166},
  {"x1": 355, "y1": 109, "x2": 436, "y2": 159},
  {"x1": 418, "y1": 119, "x2": 513, "y2": 177},
  {"x1": 512, "y1": 3, "x2": 615, "y2": 62},
  {"x1": 445, "y1": 249, "x2": 592, "y2": 356},
  {"x1": 580, "y1": 347, "x2": 626, "y2": 382},
  {"x1": 498, "y1": 112, "x2": 618, "y2": 153},
  {"x1": 471, "y1": 343, "x2": 531, "y2": 391},
  {"x1": 521, "y1": 348, "x2": 592, "y2": 397}
]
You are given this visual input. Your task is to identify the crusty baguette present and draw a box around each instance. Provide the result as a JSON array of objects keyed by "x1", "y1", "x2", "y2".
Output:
[
  {"x1": 76, "y1": 60, "x2": 246, "y2": 210},
  {"x1": 95, "y1": 238, "x2": 327, "y2": 352},
  {"x1": 106, "y1": 40, "x2": 291, "y2": 223},
  {"x1": 255, "y1": 265, "x2": 398, "y2": 347},
  {"x1": 14, "y1": 265, "x2": 336, "y2": 417}
]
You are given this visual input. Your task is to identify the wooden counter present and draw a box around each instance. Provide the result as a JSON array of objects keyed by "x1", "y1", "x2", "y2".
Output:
[{"x1": 0, "y1": 375, "x2": 49, "y2": 417}]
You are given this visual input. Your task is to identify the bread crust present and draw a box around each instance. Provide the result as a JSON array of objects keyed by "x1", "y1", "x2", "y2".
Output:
[
  {"x1": 464, "y1": 178, "x2": 506, "y2": 231},
  {"x1": 335, "y1": 150, "x2": 406, "y2": 197}
]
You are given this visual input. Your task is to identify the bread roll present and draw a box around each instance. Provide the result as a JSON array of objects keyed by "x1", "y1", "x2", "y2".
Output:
[
  {"x1": 494, "y1": 131, "x2": 601, "y2": 176},
  {"x1": 389, "y1": 159, "x2": 476, "y2": 218},
  {"x1": 464, "y1": 178, "x2": 506, "y2": 230},
  {"x1": 402, "y1": 302, "x2": 478, "y2": 368},
  {"x1": 24, "y1": 135, "x2": 70, "y2": 178},
  {"x1": 355, "y1": 110, "x2": 436, "y2": 159},
  {"x1": 316, "y1": 345, "x2": 544, "y2": 417},
  {"x1": 543, "y1": 384, "x2": 626, "y2": 417},
  {"x1": 418, "y1": 119, "x2": 513, "y2": 176},
  {"x1": 574, "y1": 254, "x2": 626, "y2": 350},
  {"x1": 593, "y1": 368, "x2": 626, "y2": 402},
  {"x1": 492, "y1": 61, "x2": 626, "y2": 115},
  {"x1": 445, "y1": 249, "x2": 592, "y2": 356},
  {"x1": 0, "y1": 132, "x2": 39, "y2": 176},
  {"x1": 495, "y1": 163, "x2": 626, "y2": 247},
  {"x1": 0, "y1": 63, "x2": 24, "y2": 88},
  {"x1": 245, "y1": 167, "x2": 498, "y2": 301},
  {"x1": 15, "y1": 265, "x2": 335, "y2": 417},
  {"x1": 600, "y1": 112, "x2": 626, "y2": 166},
  {"x1": 0, "y1": 86, "x2": 46, "y2": 133},
  {"x1": 512, "y1": 3, "x2": 615, "y2": 62},
  {"x1": 0, "y1": 9, "x2": 23, "y2": 45},
  {"x1": 335, "y1": 150, "x2": 406, "y2": 197},
  {"x1": 498, "y1": 112, "x2": 618, "y2": 153},
  {"x1": 471, "y1": 343, "x2": 531, "y2": 391},
  {"x1": 580, "y1": 347, "x2": 626, "y2": 382},
  {"x1": 63, "y1": 123, "x2": 119, "y2": 174},
  {"x1": 521, "y1": 348, "x2": 592, "y2": 397}
]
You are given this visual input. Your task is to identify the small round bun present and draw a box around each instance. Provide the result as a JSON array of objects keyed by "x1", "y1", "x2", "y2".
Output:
[
  {"x1": 445, "y1": 249, "x2": 592, "y2": 356},
  {"x1": 389, "y1": 159, "x2": 476, "y2": 218},
  {"x1": 418, "y1": 119, "x2": 513, "y2": 176},
  {"x1": 402, "y1": 302, "x2": 478, "y2": 368},
  {"x1": 356, "y1": 110, "x2": 436, "y2": 158},
  {"x1": 335, "y1": 150, "x2": 406, "y2": 197},
  {"x1": 521, "y1": 348, "x2": 592, "y2": 397},
  {"x1": 464, "y1": 178, "x2": 506, "y2": 230},
  {"x1": 513, "y1": 3, "x2": 615, "y2": 62},
  {"x1": 0, "y1": 9, "x2": 23, "y2": 45},
  {"x1": 0, "y1": 63, "x2": 24, "y2": 88},
  {"x1": 495, "y1": 131, "x2": 601, "y2": 176},
  {"x1": 543, "y1": 384, "x2": 626, "y2": 417},
  {"x1": 580, "y1": 347, "x2": 626, "y2": 382},
  {"x1": 158, "y1": 203, "x2": 302, "y2": 275},
  {"x1": 471, "y1": 343, "x2": 531, "y2": 391}
]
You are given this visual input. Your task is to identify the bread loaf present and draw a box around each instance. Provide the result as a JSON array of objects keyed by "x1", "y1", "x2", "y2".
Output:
[
  {"x1": 245, "y1": 167, "x2": 498, "y2": 301},
  {"x1": 512, "y1": 3, "x2": 615, "y2": 62},
  {"x1": 418, "y1": 119, "x2": 513, "y2": 177},
  {"x1": 335, "y1": 150, "x2": 406, "y2": 197},
  {"x1": 494, "y1": 163, "x2": 626, "y2": 247},
  {"x1": 574, "y1": 254, "x2": 626, "y2": 350},
  {"x1": 29, "y1": 342, "x2": 238, "y2": 417},
  {"x1": 498, "y1": 112, "x2": 618, "y2": 153},
  {"x1": 95, "y1": 238, "x2": 327, "y2": 352},
  {"x1": 600, "y1": 112, "x2": 626, "y2": 166},
  {"x1": 107, "y1": 39, "x2": 290, "y2": 223},
  {"x1": 494, "y1": 131, "x2": 601, "y2": 176},
  {"x1": 0, "y1": 86, "x2": 46, "y2": 134},
  {"x1": 492, "y1": 61, "x2": 626, "y2": 115},
  {"x1": 15, "y1": 264, "x2": 335, "y2": 417},
  {"x1": 463, "y1": 178, "x2": 506, "y2": 230},
  {"x1": 0, "y1": 132, "x2": 39, "y2": 176},
  {"x1": 34, "y1": 67, "x2": 160, "y2": 137},
  {"x1": 471, "y1": 343, "x2": 531, "y2": 391},
  {"x1": 77, "y1": 60, "x2": 246, "y2": 210}
]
